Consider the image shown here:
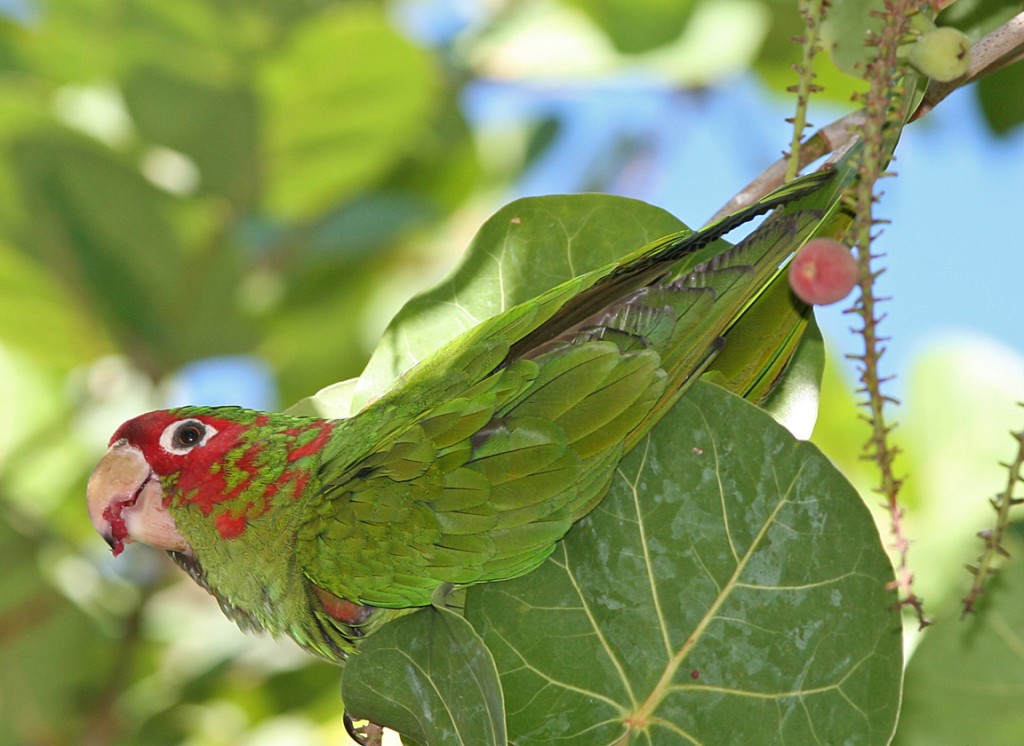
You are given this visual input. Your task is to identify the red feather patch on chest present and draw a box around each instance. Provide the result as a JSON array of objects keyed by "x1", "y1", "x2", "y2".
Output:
[{"x1": 174, "y1": 418, "x2": 335, "y2": 540}]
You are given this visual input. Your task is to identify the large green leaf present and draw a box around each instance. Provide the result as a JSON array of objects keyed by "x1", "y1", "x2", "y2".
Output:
[
  {"x1": 258, "y1": 5, "x2": 439, "y2": 219},
  {"x1": 345, "y1": 184, "x2": 839, "y2": 429},
  {"x1": 351, "y1": 194, "x2": 688, "y2": 410},
  {"x1": 343, "y1": 598, "x2": 507, "y2": 746},
  {"x1": 467, "y1": 379, "x2": 902, "y2": 744}
]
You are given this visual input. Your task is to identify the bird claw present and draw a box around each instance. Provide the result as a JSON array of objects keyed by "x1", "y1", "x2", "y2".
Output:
[
  {"x1": 344, "y1": 712, "x2": 385, "y2": 746},
  {"x1": 344, "y1": 712, "x2": 366, "y2": 745}
]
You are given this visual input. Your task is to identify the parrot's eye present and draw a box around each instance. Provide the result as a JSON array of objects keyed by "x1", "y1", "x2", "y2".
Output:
[{"x1": 160, "y1": 419, "x2": 217, "y2": 455}]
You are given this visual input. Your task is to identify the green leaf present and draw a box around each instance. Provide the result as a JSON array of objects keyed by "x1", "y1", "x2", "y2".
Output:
[
  {"x1": 978, "y1": 61, "x2": 1024, "y2": 136},
  {"x1": 287, "y1": 378, "x2": 359, "y2": 418},
  {"x1": 352, "y1": 194, "x2": 687, "y2": 409},
  {"x1": 567, "y1": 0, "x2": 698, "y2": 54},
  {"x1": 0, "y1": 239, "x2": 107, "y2": 369},
  {"x1": 122, "y1": 66, "x2": 260, "y2": 203},
  {"x1": 754, "y1": 2, "x2": 867, "y2": 103},
  {"x1": 466, "y1": 380, "x2": 902, "y2": 744},
  {"x1": 10, "y1": 133, "x2": 184, "y2": 369},
  {"x1": 347, "y1": 172, "x2": 851, "y2": 424},
  {"x1": 760, "y1": 317, "x2": 824, "y2": 439},
  {"x1": 15, "y1": 0, "x2": 239, "y2": 83},
  {"x1": 259, "y1": 5, "x2": 439, "y2": 219},
  {"x1": 893, "y1": 531, "x2": 1024, "y2": 746},
  {"x1": 938, "y1": 0, "x2": 1024, "y2": 41},
  {"x1": 342, "y1": 599, "x2": 507, "y2": 746},
  {"x1": 821, "y1": 0, "x2": 890, "y2": 76}
]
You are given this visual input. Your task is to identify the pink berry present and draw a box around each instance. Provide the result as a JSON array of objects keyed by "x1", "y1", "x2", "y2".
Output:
[{"x1": 788, "y1": 238, "x2": 858, "y2": 306}]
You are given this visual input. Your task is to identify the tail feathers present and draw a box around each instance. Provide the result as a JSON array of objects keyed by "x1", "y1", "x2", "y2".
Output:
[
  {"x1": 508, "y1": 170, "x2": 836, "y2": 362},
  {"x1": 530, "y1": 209, "x2": 816, "y2": 376},
  {"x1": 626, "y1": 169, "x2": 834, "y2": 273}
]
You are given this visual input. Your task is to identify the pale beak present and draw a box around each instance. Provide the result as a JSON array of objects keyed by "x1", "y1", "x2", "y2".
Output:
[{"x1": 87, "y1": 441, "x2": 189, "y2": 555}]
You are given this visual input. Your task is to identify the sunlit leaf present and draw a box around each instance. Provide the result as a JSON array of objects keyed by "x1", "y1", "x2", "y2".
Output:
[
  {"x1": 467, "y1": 380, "x2": 903, "y2": 744},
  {"x1": 287, "y1": 378, "x2": 359, "y2": 418},
  {"x1": 0, "y1": 240, "x2": 107, "y2": 368},
  {"x1": 349, "y1": 166, "x2": 853, "y2": 424},
  {"x1": 259, "y1": 5, "x2": 439, "y2": 219}
]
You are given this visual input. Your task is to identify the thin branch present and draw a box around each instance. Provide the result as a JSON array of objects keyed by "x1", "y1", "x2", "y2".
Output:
[
  {"x1": 963, "y1": 420, "x2": 1024, "y2": 615},
  {"x1": 844, "y1": 0, "x2": 930, "y2": 630},
  {"x1": 784, "y1": 0, "x2": 827, "y2": 183}
]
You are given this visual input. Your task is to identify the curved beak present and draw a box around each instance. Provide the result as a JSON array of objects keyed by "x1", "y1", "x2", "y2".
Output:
[{"x1": 87, "y1": 441, "x2": 189, "y2": 556}]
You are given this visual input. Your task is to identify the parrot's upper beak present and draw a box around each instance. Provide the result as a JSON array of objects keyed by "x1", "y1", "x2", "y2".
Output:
[{"x1": 87, "y1": 441, "x2": 189, "y2": 556}]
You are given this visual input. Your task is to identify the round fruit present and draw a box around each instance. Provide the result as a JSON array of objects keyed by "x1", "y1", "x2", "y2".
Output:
[
  {"x1": 909, "y1": 27, "x2": 970, "y2": 82},
  {"x1": 788, "y1": 238, "x2": 858, "y2": 306}
]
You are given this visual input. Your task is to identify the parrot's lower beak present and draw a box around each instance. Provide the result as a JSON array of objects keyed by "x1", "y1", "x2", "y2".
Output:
[{"x1": 87, "y1": 441, "x2": 189, "y2": 556}]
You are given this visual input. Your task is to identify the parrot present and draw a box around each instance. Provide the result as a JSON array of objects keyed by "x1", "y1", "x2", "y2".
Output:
[{"x1": 86, "y1": 163, "x2": 850, "y2": 665}]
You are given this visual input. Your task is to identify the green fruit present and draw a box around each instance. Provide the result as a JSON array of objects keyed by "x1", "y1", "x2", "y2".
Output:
[
  {"x1": 908, "y1": 11, "x2": 937, "y2": 36},
  {"x1": 909, "y1": 27, "x2": 970, "y2": 82}
]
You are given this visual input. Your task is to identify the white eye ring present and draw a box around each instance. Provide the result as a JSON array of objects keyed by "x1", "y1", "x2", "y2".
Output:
[{"x1": 159, "y1": 419, "x2": 218, "y2": 455}]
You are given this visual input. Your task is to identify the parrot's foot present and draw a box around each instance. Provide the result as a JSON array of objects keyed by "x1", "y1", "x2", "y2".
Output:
[{"x1": 344, "y1": 713, "x2": 383, "y2": 746}]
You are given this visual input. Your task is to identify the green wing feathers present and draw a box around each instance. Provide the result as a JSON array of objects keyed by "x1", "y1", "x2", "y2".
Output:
[
  {"x1": 299, "y1": 165, "x2": 851, "y2": 610},
  {"x1": 301, "y1": 343, "x2": 665, "y2": 607}
]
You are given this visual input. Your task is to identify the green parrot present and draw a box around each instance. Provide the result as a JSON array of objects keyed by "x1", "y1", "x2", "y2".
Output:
[{"x1": 86, "y1": 164, "x2": 849, "y2": 665}]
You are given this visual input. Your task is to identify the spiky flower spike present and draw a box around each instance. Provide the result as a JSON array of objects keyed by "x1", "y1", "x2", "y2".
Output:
[{"x1": 88, "y1": 164, "x2": 851, "y2": 663}]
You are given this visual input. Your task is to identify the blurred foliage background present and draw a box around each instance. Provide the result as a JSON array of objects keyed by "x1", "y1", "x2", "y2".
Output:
[{"x1": 0, "y1": 0, "x2": 1022, "y2": 744}]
